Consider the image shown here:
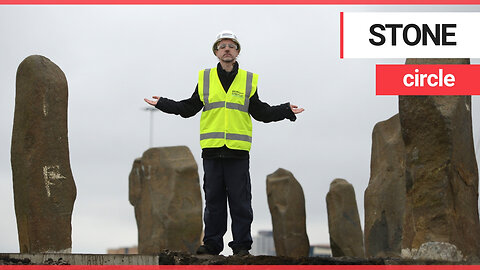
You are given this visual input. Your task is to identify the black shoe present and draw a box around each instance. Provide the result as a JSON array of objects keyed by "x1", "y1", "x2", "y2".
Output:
[
  {"x1": 233, "y1": 248, "x2": 250, "y2": 256},
  {"x1": 196, "y1": 245, "x2": 219, "y2": 255}
]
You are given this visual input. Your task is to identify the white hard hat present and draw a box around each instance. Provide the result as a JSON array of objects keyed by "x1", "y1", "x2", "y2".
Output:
[{"x1": 212, "y1": 30, "x2": 241, "y2": 55}]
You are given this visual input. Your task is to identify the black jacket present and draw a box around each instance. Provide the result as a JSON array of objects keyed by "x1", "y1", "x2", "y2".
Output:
[{"x1": 155, "y1": 62, "x2": 296, "y2": 159}]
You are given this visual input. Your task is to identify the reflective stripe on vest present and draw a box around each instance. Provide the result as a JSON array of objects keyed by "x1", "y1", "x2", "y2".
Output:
[
  {"x1": 198, "y1": 68, "x2": 258, "y2": 151},
  {"x1": 202, "y1": 69, "x2": 254, "y2": 113},
  {"x1": 200, "y1": 132, "x2": 253, "y2": 143}
]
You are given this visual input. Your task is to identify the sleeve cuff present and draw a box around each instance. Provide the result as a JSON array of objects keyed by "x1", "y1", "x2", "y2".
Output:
[
  {"x1": 154, "y1": 97, "x2": 165, "y2": 110},
  {"x1": 285, "y1": 102, "x2": 297, "y2": 122}
]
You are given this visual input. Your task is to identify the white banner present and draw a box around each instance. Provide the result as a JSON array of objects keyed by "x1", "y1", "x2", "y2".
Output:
[{"x1": 342, "y1": 12, "x2": 480, "y2": 58}]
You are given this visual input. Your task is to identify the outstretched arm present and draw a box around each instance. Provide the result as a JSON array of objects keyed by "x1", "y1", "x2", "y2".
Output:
[
  {"x1": 249, "y1": 89, "x2": 304, "y2": 123},
  {"x1": 144, "y1": 85, "x2": 203, "y2": 118}
]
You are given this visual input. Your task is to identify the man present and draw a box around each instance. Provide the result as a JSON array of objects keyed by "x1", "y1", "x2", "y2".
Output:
[{"x1": 144, "y1": 30, "x2": 304, "y2": 256}]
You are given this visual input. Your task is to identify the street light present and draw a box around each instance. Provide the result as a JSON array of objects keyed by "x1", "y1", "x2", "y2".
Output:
[{"x1": 144, "y1": 106, "x2": 158, "y2": 148}]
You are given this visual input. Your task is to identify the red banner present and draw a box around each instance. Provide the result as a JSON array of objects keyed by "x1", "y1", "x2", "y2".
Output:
[
  {"x1": 1, "y1": 0, "x2": 480, "y2": 4},
  {"x1": 376, "y1": 64, "x2": 480, "y2": 95}
]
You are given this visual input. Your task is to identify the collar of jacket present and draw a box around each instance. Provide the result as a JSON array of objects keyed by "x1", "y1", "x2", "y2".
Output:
[{"x1": 216, "y1": 62, "x2": 239, "y2": 93}]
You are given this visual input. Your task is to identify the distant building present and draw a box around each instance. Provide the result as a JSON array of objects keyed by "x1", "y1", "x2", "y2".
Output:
[
  {"x1": 107, "y1": 246, "x2": 138, "y2": 254},
  {"x1": 251, "y1": 230, "x2": 275, "y2": 256},
  {"x1": 309, "y1": 244, "x2": 331, "y2": 257}
]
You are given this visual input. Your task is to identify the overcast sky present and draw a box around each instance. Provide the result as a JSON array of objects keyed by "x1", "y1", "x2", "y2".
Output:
[{"x1": 1, "y1": 5, "x2": 480, "y2": 255}]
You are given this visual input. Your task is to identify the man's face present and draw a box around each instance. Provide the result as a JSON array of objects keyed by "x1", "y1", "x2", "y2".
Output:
[{"x1": 214, "y1": 39, "x2": 239, "y2": 63}]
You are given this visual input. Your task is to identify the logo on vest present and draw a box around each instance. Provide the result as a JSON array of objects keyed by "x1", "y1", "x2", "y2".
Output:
[{"x1": 231, "y1": 90, "x2": 244, "y2": 98}]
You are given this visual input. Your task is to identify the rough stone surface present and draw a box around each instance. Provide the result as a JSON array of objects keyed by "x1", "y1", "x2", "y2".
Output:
[
  {"x1": 129, "y1": 146, "x2": 202, "y2": 254},
  {"x1": 364, "y1": 114, "x2": 406, "y2": 258},
  {"x1": 2, "y1": 251, "x2": 476, "y2": 265},
  {"x1": 2, "y1": 253, "x2": 159, "y2": 265},
  {"x1": 326, "y1": 178, "x2": 365, "y2": 258},
  {"x1": 11, "y1": 55, "x2": 77, "y2": 253},
  {"x1": 400, "y1": 58, "x2": 480, "y2": 258},
  {"x1": 128, "y1": 158, "x2": 142, "y2": 212},
  {"x1": 266, "y1": 168, "x2": 310, "y2": 258},
  {"x1": 401, "y1": 242, "x2": 463, "y2": 262}
]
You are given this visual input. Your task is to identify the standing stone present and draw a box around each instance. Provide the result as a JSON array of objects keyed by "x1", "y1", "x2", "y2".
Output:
[
  {"x1": 11, "y1": 55, "x2": 77, "y2": 253},
  {"x1": 129, "y1": 158, "x2": 143, "y2": 230},
  {"x1": 400, "y1": 58, "x2": 480, "y2": 258},
  {"x1": 129, "y1": 146, "x2": 202, "y2": 254},
  {"x1": 364, "y1": 114, "x2": 406, "y2": 258},
  {"x1": 267, "y1": 168, "x2": 309, "y2": 258},
  {"x1": 326, "y1": 178, "x2": 364, "y2": 257}
]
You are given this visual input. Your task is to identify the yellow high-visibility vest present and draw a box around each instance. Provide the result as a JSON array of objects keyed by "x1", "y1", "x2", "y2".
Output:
[{"x1": 198, "y1": 67, "x2": 258, "y2": 151}]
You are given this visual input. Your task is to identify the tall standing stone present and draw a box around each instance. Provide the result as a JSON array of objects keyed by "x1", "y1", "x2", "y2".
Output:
[
  {"x1": 129, "y1": 158, "x2": 143, "y2": 233},
  {"x1": 326, "y1": 178, "x2": 364, "y2": 257},
  {"x1": 129, "y1": 146, "x2": 202, "y2": 254},
  {"x1": 266, "y1": 168, "x2": 310, "y2": 258},
  {"x1": 364, "y1": 114, "x2": 406, "y2": 257},
  {"x1": 11, "y1": 55, "x2": 77, "y2": 253},
  {"x1": 400, "y1": 58, "x2": 480, "y2": 258}
]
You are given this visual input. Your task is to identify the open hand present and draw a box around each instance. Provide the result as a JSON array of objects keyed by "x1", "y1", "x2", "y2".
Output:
[
  {"x1": 290, "y1": 104, "x2": 304, "y2": 114},
  {"x1": 144, "y1": 96, "x2": 160, "y2": 106}
]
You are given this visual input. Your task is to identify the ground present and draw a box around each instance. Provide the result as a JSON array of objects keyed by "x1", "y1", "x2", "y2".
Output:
[{"x1": 1, "y1": 251, "x2": 476, "y2": 265}]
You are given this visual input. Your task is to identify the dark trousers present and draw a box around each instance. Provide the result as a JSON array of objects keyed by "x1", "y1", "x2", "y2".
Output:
[{"x1": 202, "y1": 158, "x2": 253, "y2": 253}]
